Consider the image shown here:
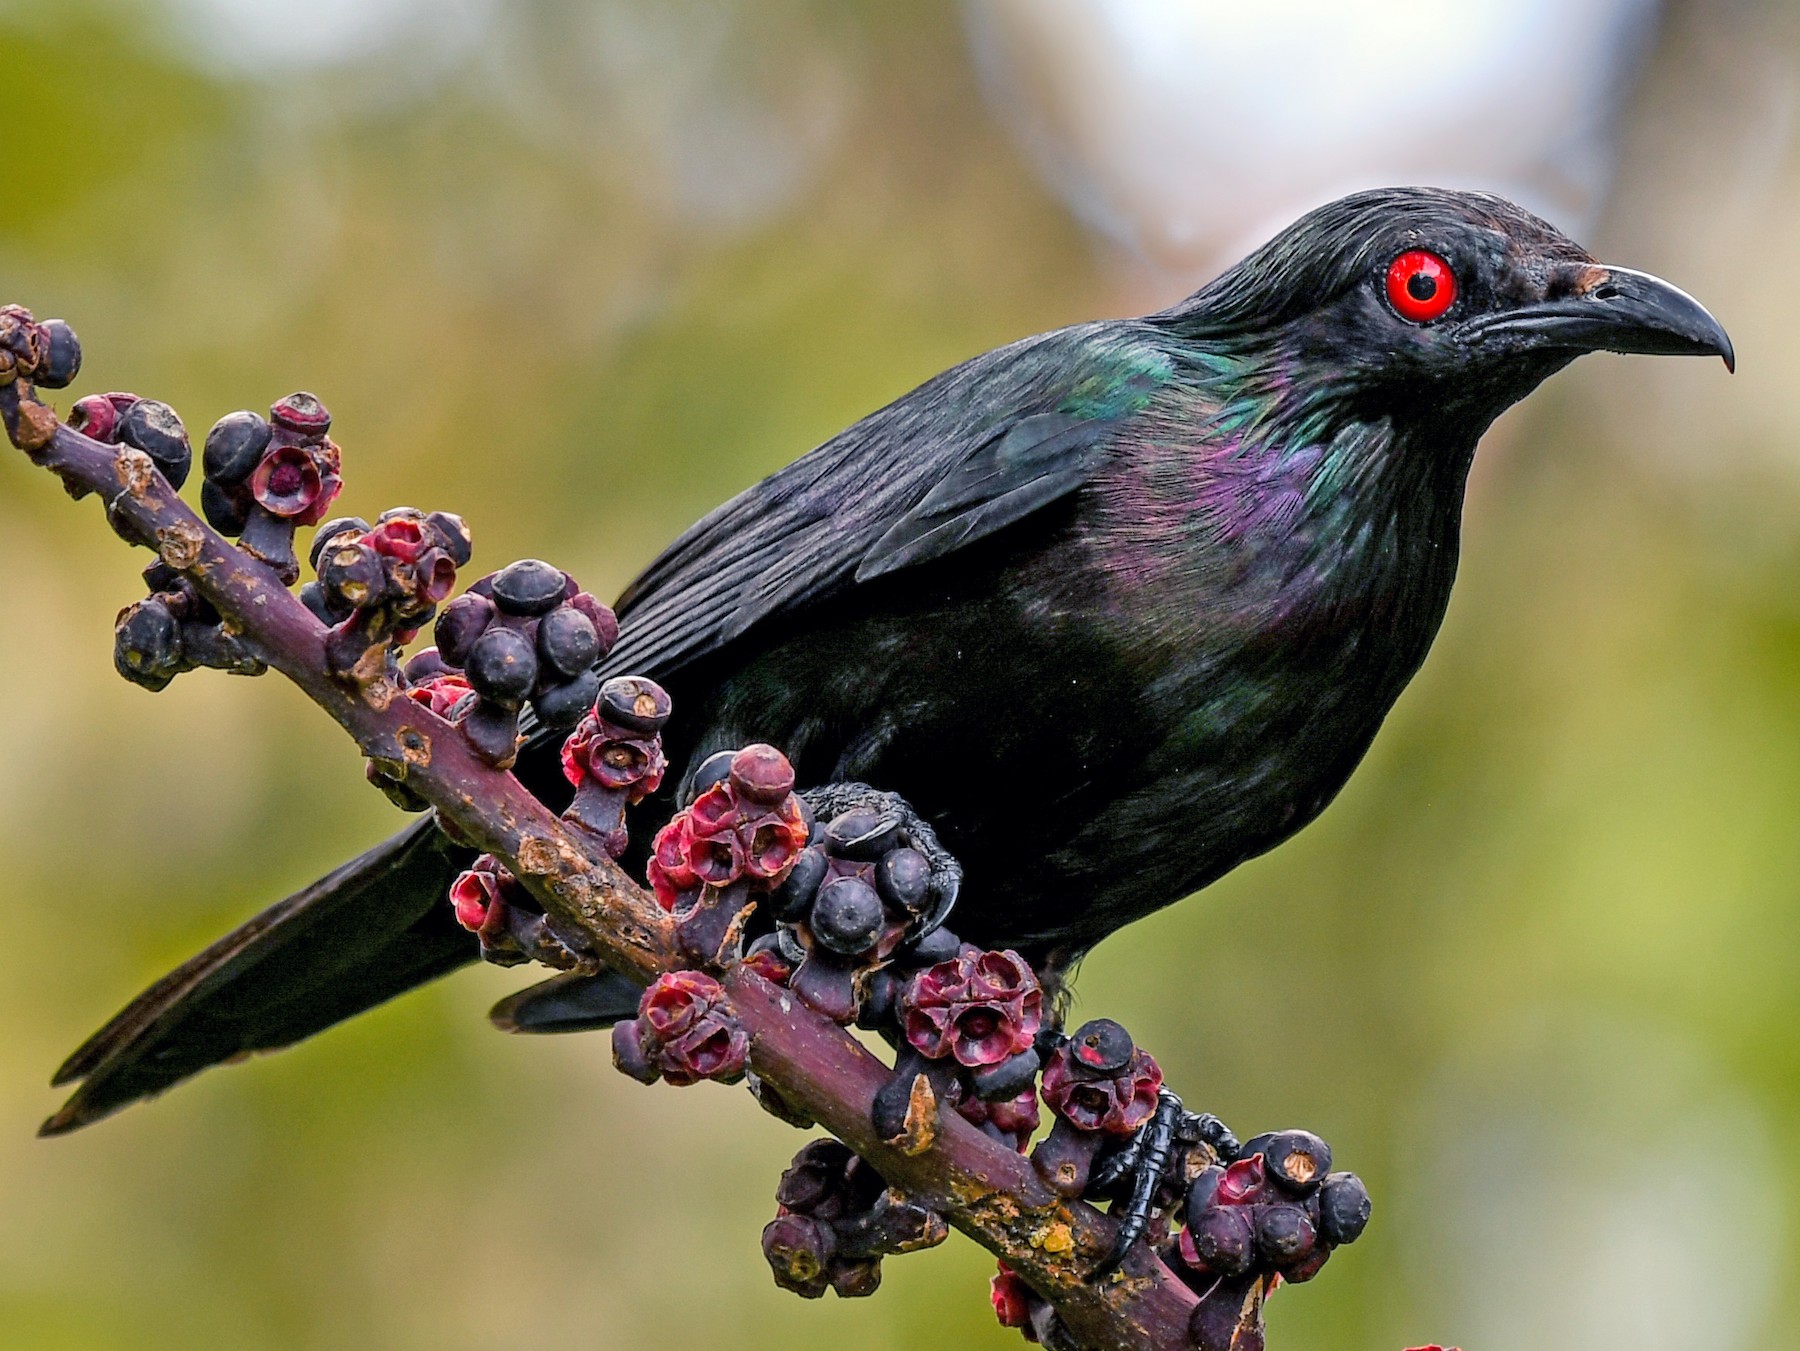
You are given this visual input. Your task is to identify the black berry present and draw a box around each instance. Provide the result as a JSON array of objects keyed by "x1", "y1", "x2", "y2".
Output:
[{"x1": 489, "y1": 559, "x2": 566, "y2": 616}]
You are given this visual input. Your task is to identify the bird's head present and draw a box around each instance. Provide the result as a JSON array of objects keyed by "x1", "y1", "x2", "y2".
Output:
[{"x1": 1157, "y1": 186, "x2": 1732, "y2": 433}]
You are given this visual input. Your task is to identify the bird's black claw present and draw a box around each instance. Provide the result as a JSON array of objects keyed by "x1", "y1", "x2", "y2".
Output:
[{"x1": 1092, "y1": 1089, "x2": 1182, "y2": 1277}]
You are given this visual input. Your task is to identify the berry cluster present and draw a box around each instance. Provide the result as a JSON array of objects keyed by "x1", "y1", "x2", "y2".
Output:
[
  {"x1": 0, "y1": 304, "x2": 81, "y2": 394},
  {"x1": 1177, "y1": 1133, "x2": 1369, "y2": 1290},
  {"x1": 200, "y1": 395, "x2": 344, "y2": 583},
  {"x1": 302, "y1": 509, "x2": 473, "y2": 679},
  {"x1": 448, "y1": 853, "x2": 587, "y2": 969},
  {"x1": 764, "y1": 801, "x2": 957, "y2": 1024},
  {"x1": 759, "y1": 1140, "x2": 947, "y2": 1300},
  {"x1": 70, "y1": 392, "x2": 192, "y2": 489},
  {"x1": 559, "y1": 676, "x2": 672, "y2": 857},
  {"x1": 869, "y1": 947, "x2": 1046, "y2": 1142},
  {"x1": 431, "y1": 560, "x2": 620, "y2": 766},
  {"x1": 646, "y1": 744, "x2": 811, "y2": 966},
  {"x1": 113, "y1": 558, "x2": 266, "y2": 691},
  {"x1": 611, "y1": 971, "x2": 749, "y2": 1087}
]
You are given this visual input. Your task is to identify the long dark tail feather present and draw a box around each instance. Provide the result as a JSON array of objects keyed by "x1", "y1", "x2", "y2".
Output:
[
  {"x1": 42, "y1": 817, "x2": 476, "y2": 1137},
  {"x1": 487, "y1": 969, "x2": 645, "y2": 1035}
]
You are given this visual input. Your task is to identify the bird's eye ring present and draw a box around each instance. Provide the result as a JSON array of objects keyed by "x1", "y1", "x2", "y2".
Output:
[{"x1": 1385, "y1": 250, "x2": 1457, "y2": 323}]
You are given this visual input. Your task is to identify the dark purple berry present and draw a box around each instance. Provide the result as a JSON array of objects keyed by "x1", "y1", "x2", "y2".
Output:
[
  {"x1": 761, "y1": 1213, "x2": 834, "y2": 1299},
  {"x1": 403, "y1": 648, "x2": 454, "y2": 683},
  {"x1": 856, "y1": 966, "x2": 901, "y2": 1029},
  {"x1": 270, "y1": 391, "x2": 330, "y2": 433},
  {"x1": 532, "y1": 669, "x2": 599, "y2": 728},
  {"x1": 825, "y1": 808, "x2": 899, "y2": 860},
  {"x1": 316, "y1": 538, "x2": 387, "y2": 610},
  {"x1": 308, "y1": 517, "x2": 371, "y2": 571},
  {"x1": 970, "y1": 1047, "x2": 1040, "y2": 1103},
  {"x1": 536, "y1": 605, "x2": 599, "y2": 677},
  {"x1": 1254, "y1": 1130, "x2": 1332, "y2": 1195},
  {"x1": 810, "y1": 877, "x2": 885, "y2": 956},
  {"x1": 426, "y1": 511, "x2": 473, "y2": 565},
  {"x1": 877, "y1": 847, "x2": 931, "y2": 912},
  {"x1": 202, "y1": 410, "x2": 271, "y2": 486},
  {"x1": 434, "y1": 592, "x2": 494, "y2": 667},
  {"x1": 1254, "y1": 1203, "x2": 1316, "y2": 1265},
  {"x1": 690, "y1": 748, "x2": 736, "y2": 796},
  {"x1": 299, "y1": 580, "x2": 349, "y2": 625},
  {"x1": 1191, "y1": 1205, "x2": 1255, "y2": 1275},
  {"x1": 118, "y1": 399, "x2": 191, "y2": 489},
  {"x1": 114, "y1": 598, "x2": 182, "y2": 687},
  {"x1": 36, "y1": 319, "x2": 80, "y2": 388},
  {"x1": 1281, "y1": 1246, "x2": 1331, "y2": 1283},
  {"x1": 489, "y1": 559, "x2": 566, "y2": 616},
  {"x1": 595, "y1": 675, "x2": 671, "y2": 734},
  {"x1": 729, "y1": 743, "x2": 796, "y2": 805},
  {"x1": 200, "y1": 478, "x2": 250, "y2": 535},
  {"x1": 901, "y1": 926, "x2": 961, "y2": 966},
  {"x1": 461, "y1": 699, "x2": 520, "y2": 766},
  {"x1": 1186, "y1": 1164, "x2": 1224, "y2": 1220},
  {"x1": 1066, "y1": 1018, "x2": 1135, "y2": 1074},
  {"x1": 771, "y1": 846, "x2": 828, "y2": 921},
  {"x1": 1316, "y1": 1172, "x2": 1371, "y2": 1246},
  {"x1": 465, "y1": 625, "x2": 538, "y2": 707}
]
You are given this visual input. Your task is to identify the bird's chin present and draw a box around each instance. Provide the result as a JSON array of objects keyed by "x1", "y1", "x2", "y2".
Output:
[{"x1": 1455, "y1": 266, "x2": 1735, "y2": 373}]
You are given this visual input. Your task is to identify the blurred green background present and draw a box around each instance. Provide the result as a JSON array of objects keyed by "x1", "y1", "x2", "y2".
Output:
[{"x1": 1, "y1": 3, "x2": 1797, "y2": 1349}]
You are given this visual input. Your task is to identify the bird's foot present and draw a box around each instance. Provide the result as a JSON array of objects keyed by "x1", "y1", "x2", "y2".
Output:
[{"x1": 1085, "y1": 1087, "x2": 1239, "y2": 1277}]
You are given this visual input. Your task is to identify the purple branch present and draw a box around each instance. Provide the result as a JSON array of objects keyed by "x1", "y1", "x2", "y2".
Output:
[{"x1": 0, "y1": 311, "x2": 1214, "y2": 1351}]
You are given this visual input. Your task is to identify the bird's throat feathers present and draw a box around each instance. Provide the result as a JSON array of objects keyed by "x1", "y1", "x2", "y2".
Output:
[{"x1": 1087, "y1": 341, "x2": 1476, "y2": 650}]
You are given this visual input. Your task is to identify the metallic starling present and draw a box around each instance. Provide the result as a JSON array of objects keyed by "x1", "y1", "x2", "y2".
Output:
[{"x1": 42, "y1": 187, "x2": 1732, "y2": 1135}]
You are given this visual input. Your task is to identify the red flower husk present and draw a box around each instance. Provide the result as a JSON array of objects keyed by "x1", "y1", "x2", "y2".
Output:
[
  {"x1": 560, "y1": 710, "x2": 667, "y2": 797},
  {"x1": 957, "y1": 1088, "x2": 1041, "y2": 1153},
  {"x1": 990, "y1": 1261, "x2": 1037, "y2": 1332},
  {"x1": 644, "y1": 747, "x2": 808, "y2": 911},
  {"x1": 404, "y1": 671, "x2": 473, "y2": 720},
  {"x1": 249, "y1": 440, "x2": 342, "y2": 524},
  {"x1": 447, "y1": 854, "x2": 522, "y2": 936},
  {"x1": 1216, "y1": 1153, "x2": 1267, "y2": 1206},
  {"x1": 740, "y1": 945, "x2": 793, "y2": 986},
  {"x1": 1039, "y1": 1039, "x2": 1163, "y2": 1135},
  {"x1": 630, "y1": 970, "x2": 748, "y2": 1086},
  {"x1": 560, "y1": 705, "x2": 670, "y2": 859},
  {"x1": 363, "y1": 515, "x2": 426, "y2": 563},
  {"x1": 899, "y1": 949, "x2": 1042, "y2": 1068}
]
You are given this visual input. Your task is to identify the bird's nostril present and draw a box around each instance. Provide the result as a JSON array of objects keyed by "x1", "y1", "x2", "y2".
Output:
[{"x1": 1591, "y1": 284, "x2": 1621, "y2": 301}]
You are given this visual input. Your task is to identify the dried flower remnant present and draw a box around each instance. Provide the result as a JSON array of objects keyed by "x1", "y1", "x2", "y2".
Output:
[{"x1": 611, "y1": 970, "x2": 749, "y2": 1086}]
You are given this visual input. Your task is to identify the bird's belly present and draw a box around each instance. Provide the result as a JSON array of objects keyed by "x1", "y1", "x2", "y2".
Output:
[{"x1": 680, "y1": 565, "x2": 1417, "y2": 960}]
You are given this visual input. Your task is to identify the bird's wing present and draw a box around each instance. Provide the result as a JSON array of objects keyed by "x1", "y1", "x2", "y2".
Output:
[{"x1": 601, "y1": 325, "x2": 1168, "y2": 682}]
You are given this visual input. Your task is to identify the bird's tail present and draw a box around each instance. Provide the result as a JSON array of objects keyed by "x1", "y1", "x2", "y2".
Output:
[{"x1": 42, "y1": 817, "x2": 476, "y2": 1136}]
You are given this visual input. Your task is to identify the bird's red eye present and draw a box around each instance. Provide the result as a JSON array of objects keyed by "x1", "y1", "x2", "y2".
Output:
[{"x1": 1385, "y1": 250, "x2": 1457, "y2": 323}]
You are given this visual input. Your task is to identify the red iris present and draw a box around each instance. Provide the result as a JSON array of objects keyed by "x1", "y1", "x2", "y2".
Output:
[{"x1": 1385, "y1": 249, "x2": 1456, "y2": 323}]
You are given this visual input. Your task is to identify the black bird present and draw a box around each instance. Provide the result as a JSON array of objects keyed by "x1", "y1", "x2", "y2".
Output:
[{"x1": 43, "y1": 188, "x2": 1732, "y2": 1136}]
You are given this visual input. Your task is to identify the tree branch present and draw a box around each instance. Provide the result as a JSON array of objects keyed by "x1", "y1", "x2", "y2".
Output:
[{"x1": 1, "y1": 312, "x2": 1214, "y2": 1351}]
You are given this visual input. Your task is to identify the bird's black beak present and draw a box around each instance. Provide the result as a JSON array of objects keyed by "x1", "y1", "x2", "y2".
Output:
[{"x1": 1459, "y1": 266, "x2": 1735, "y2": 372}]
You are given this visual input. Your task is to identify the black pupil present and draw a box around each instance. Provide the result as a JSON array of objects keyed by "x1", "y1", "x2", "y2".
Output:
[{"x1": 1406, "y1": 270, "x2": 1438, "y2": 303}]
